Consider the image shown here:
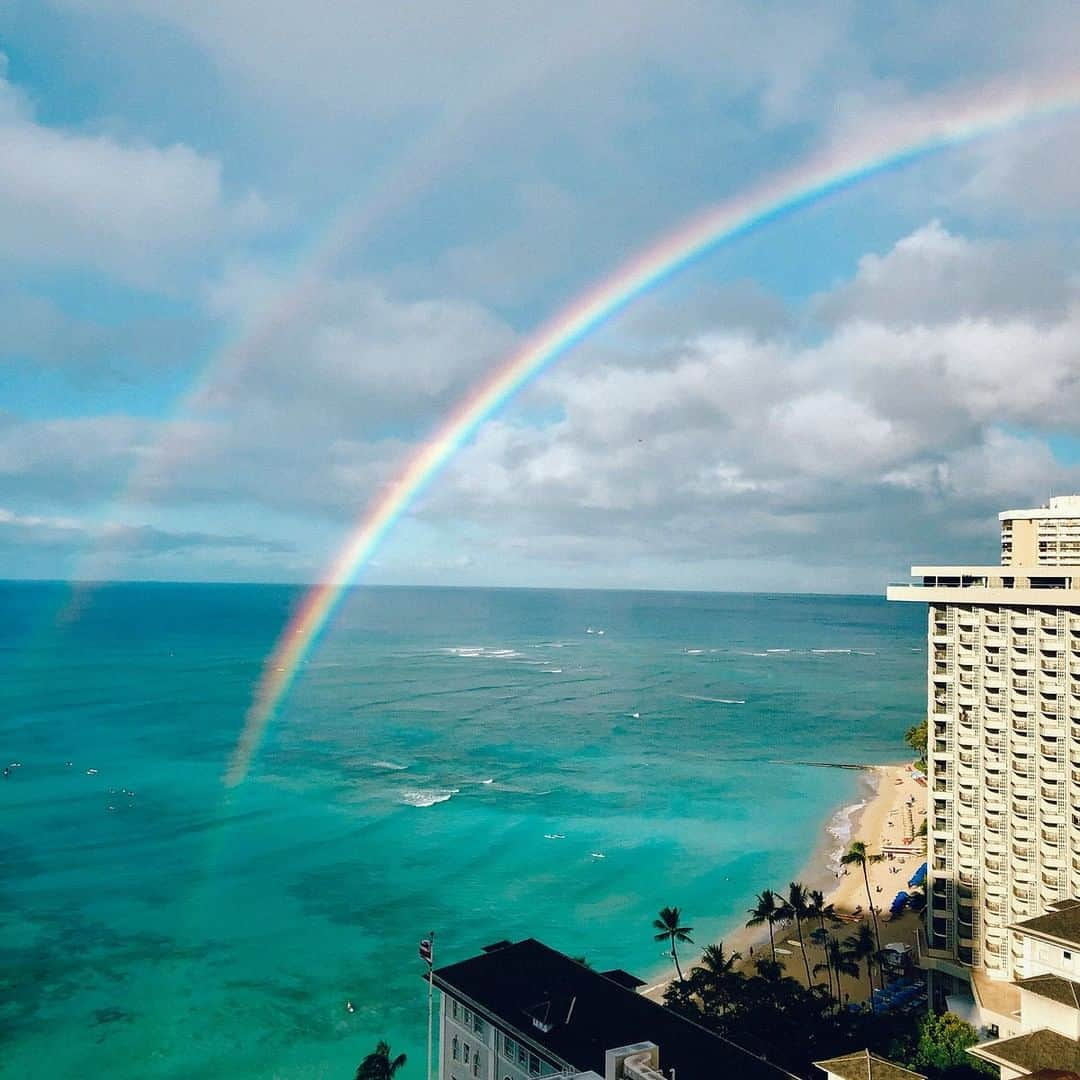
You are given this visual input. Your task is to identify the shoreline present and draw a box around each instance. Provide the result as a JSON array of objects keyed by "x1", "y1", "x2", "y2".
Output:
[{"x1": 642, "y1": 762, "x2": 925, "y2": 1000}]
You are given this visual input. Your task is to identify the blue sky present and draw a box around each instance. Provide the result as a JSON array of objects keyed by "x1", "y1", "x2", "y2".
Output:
[{"x1": 1, "y1": 1, "x2": 1079, "y2": 591}]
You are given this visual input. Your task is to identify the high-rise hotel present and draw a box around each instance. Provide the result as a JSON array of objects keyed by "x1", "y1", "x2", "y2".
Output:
[{"x1": 888, "y1": 497, "x2": 1080, "y2": 1017}]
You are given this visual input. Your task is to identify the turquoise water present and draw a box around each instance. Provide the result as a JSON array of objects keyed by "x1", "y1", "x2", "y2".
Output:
[{"x1": 2, "y1": 584, "x2": 924, "y2": 1078}]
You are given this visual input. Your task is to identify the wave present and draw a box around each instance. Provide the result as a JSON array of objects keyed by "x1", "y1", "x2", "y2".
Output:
[
  {"x1": 765, "y1": 648, "x2": 790, "y2": 653},
  {"x1": 680, "y1": 694, "x2": 745, "y2": 704},
  {"x1": 811, "y1": 648, "x2": 851, "y2": 654},
  {"x1": 442, "y1": 646, "x2": 524, "y2": 661},
  {"x1": 543, "y1": 668, "x2": 563, "y2": 674},
  {"x1": 684, "y1": 649, "x2": 704, "y2": 655},
  {"x1": 370, "y1": 760, "x2": 408, "y2": 771},
  {"x1": 400, "y1": 788, "x2": 459, "y2": 808},
  {"x1": 826, "y1": 799, "x2": 868, "y2": 871}
]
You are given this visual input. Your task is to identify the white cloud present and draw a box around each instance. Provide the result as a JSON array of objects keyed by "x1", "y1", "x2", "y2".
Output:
[
  {"x1": 0, "y1": 58, "x2": 261, "y2": 283},
  {"x1": 4, "y1": 215, "x2": 1080, "y2": 588}
]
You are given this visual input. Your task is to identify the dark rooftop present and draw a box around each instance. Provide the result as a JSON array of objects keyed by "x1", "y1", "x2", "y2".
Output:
[
  {"x1": 970, "y1": 1028, "x2": 1080, "y2": 1073},
  {"x1": 1018, "y1": 973, "x2": 1080, "y2": 1010},
  {"x1": 432, "y1": 938, "x2": 795, "y2": 1080},
  {"x1": 1011, "y1": 899, "x2": 1080, "y2": 948},
  {"x1": 598, "y1": 968, "x2": 646, "y2": 991}
]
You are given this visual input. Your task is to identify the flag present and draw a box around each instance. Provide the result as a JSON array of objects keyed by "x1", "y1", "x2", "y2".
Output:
[{"x1": 419, "y1": 938, "x2": 433, "y2": 965}]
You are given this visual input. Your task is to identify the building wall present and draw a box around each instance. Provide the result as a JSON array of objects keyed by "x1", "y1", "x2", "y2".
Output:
[
  {"x1": 439, "y1": 992, "x2": 563, "y2": 1080},
  {"x1": 1000, "y1": 499, "x2": 1080, "y2": 566},
  {"x1": 442, "y1": 996, "x2": 496, "y2": 1080},
  {"x1": 925, "y1": 600, "x2": 1080, "y2": 980},
  {"x1": 1023, "y1": 932, "x2": 1080, "y2": 980},
  {"x1": 1017, "y1": 988, "x2": 1080, "y2": 1039}
]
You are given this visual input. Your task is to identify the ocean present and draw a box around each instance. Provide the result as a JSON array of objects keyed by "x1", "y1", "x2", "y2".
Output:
[{"x1": 1, "y1": 583, "x2": 925, "y2": 1078}]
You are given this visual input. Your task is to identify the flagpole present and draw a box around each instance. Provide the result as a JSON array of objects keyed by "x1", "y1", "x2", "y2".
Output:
[{"x1": 426, "y1": 930, "x2": 435, "y2": 1080}]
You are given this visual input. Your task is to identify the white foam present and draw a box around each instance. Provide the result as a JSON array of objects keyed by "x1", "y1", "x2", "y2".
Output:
[
  {"x1": 811, "y1": 648, "x2": 852, "y2": 654},
  {"x1": 480, "y1": 778, "x2": 494, "y2": 785},
  {"x1": 765, "y1": 648, "x2": 790, "y2": 653},
  {"x1": 400, "y1": 788, "x2": 459, "y2": 808},
  {"x1": 685, "y1": 649, "x2": 704, "y2": 655},
  {"x1": 443, "y1": 646, "x2": 523, "y2": 660},
  {"x1": 544, "y1": 833, "x2": 566, "y2": 840},
  {"x1": 681, "y1": 694, "x2": 745, "y2": 704},
  {"x1": 370, "y1": 760, "x2": 409, "y2": 771},
  {"x1": 543, "y1": 668, "x2": 563, "y2": 674},
  {"x1": 826, "y1": 799, "x2": 868, "y2": 872}
]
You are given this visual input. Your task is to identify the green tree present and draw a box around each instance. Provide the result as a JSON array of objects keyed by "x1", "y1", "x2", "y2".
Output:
[
  {"x1": 777, "y1": 882, "x2": 814, "y2": 988},
  {"x1": 905, "y1": 717, "x2": 928, "y2": 771},
  {"x1": 911, "y1": 1011, "x2": 995, "y2": 1076},
  {"x1": 746, "y1": 889, "x2": 782, "y2": 963},
  {"x1": 691, "y1": 941, "x2": 744, "y2": 1017},
  {"x1": 355, "y1": 1041, "x2": 407, "y2": 1080},
  {"x1": 814, "y1": 935, "x2": 858, "y2": 1007},
  {"x1": 846, "y1": 923, "x2": 882, "y2": 1007},
  {"x1": 653, "y1": 905, "x2": 694, "y2": 982},
  {"x1": 841, "y1": 840, "x2": 885, "y2": 958},
  {"x1": 806, "y1": 890, "x2": 837, "y2": 996}
]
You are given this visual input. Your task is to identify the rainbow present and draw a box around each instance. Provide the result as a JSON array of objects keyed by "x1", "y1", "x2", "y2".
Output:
[{"x1": 226, "y1": 74, "x2": 1080, "y2": 786}]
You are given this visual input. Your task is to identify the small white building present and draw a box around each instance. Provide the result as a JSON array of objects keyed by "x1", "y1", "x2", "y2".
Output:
[{"x1": 969, "y1": 900, "x2": 1080, "y2": 1077}]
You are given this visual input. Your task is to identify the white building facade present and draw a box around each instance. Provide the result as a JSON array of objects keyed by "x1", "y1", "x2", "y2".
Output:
[{"x1": 888, "y1": 499, "x2": 1080, "y2": 994}]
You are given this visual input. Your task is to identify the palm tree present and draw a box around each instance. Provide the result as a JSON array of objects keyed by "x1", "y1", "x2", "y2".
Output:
[
  {"x1": 846, "y1": 923, "x2": 881, "y2": 1010},
  {"x1": 355, "y1": 1041, "x2": 407, "y2": 1080},
  {"x1": 745, "y1": 889, "x2": 781, "y2": 963},
  {"x1": 653, "y1": 905, "x2": 694, "y2": 982},
  {"x1": 806, "y1": 889, "x2": 836, "y2": 996},
  {"x1": 693, "y1": 941, "x2": 743, "y2": 1017},
  {"x1": 814, "y1": 935, "x2": 858, "y2": 1007},
  {"x1": 841, "y1": 840, "x2": 885, "y2": 957},
  {"x1": 777, "y1": 882, "x2": 814, "y2": 987}
]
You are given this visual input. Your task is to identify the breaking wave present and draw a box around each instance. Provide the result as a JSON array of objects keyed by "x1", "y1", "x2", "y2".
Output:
[{"x1": 400, "y1": 788, "x2": 459, "y2": 808}]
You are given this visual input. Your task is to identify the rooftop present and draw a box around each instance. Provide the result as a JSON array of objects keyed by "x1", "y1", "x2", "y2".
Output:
[
  {"x1": 1012, "y1": 899, "x2": 1080, "y2": 950},
  {"x1": 970, "y1": 1028, "x2": 1080, "y2": 1074},
  {"x1": 432, "y1": 938, "x2": 795, "y2": 1080},
  {"x1": 813, "y1": 1048, "x2": 926, "y2": 1079},
  {"x1": 1001, "y1": 495, "x2": 1080, "y2": 519},
  {"x1": 1018, "y1": 973, "x2": 1080, "y2": 1010}
]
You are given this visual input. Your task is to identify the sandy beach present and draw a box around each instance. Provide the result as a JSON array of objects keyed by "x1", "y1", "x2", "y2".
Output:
[{"x1": 643, "y1": 763, "x2": 927, "y2": 1004}]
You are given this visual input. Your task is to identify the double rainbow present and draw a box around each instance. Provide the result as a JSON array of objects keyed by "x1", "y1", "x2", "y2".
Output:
[{"x1": 226, "y1": 75, "x2": 1080, "y2": 786}]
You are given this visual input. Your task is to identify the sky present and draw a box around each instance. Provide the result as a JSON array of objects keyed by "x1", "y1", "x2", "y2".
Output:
[{"x1": 2, "y1": 1, "x2": 1080, "y2": 594}]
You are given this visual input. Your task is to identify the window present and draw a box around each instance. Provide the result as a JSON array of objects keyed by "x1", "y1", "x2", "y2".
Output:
[
  {"x1": 503, "y1": 1036, "x2": 516, "y2": 1060},
  {"x1": 452, "y1": 1001, "x2": 459, "y2": 1021},
  {"x1": 464, "y1": 1045, "x2": 470, "y2": 1065},
  {"x1": 473, "y1": 1014, "x2": 484, "y2": 1035},
  {"x1": 529, "y1": 1053, "x2": 541, "y2": 1076},
  {"x1": 473, "y1": 1059, "x2": 480, "y2": 1078},
  {"x1": 1066, "y1": 950, "x2": 1073, "y2": 961},
  {"x1": 518, "y1": 1046, "x2": 527, "y2": 1067},
  {"x1": 452, "y1": 1037, "x2": 459, "y2": 1061}
]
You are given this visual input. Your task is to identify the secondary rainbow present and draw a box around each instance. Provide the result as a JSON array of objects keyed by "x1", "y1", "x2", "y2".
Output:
[{"x1": 226, "y1": 74, "x2": 1080, "y2": 786}]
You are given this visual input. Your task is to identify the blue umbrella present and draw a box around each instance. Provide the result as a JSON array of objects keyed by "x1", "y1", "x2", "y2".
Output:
[{"x1": 908, "y1": 862, "x2": 927, "y2": 888}]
